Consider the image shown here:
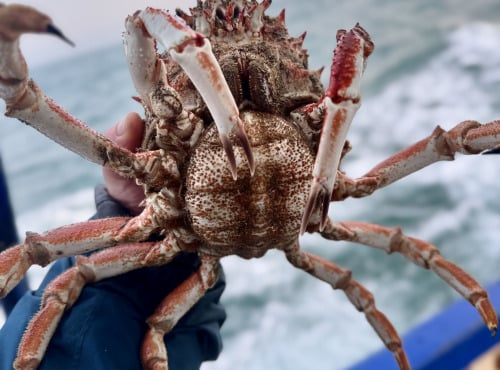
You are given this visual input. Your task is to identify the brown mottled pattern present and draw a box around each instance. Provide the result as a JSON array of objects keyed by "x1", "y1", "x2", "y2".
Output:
[{"x1": 185, "y1": 111, "x2": 313, "y2": 257}]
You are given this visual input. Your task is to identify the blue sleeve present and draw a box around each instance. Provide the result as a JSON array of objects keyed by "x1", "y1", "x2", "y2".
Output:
[
  {"x1": 0, "y1": 155, "x2": 29, "y2": 315},
  {"x1": 0, "y1": 185, "x2": 226, "y2": 370}
]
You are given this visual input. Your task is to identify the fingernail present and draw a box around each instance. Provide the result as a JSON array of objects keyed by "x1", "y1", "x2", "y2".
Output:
[{"x1": 116, "y1": 119, "x2": 126, "y2": 137}]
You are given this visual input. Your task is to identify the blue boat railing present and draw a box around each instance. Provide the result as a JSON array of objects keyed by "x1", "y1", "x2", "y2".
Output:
[{"x1": 349, "y1": 281, "x2": 500, "y2": 370}]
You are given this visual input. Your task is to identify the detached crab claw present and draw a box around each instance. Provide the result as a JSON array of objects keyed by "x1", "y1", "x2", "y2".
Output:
[
  {"x1": 301, "y1": 24, "x2": 374, "y2": 234},
  {"x1": 0, "y1": 4, "x2": 74, "y2": 45},
  {"x1": 139, "y1": 8, "x2": 255, "y2": 180}
]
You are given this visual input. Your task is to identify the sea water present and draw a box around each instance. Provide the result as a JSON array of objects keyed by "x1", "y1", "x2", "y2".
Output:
[{"x1": 1, "y1": 1, "x2": 500, "y2": 369}]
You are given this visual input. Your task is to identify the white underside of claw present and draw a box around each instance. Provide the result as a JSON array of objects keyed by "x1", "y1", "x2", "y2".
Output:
[
  {"x1": 139, "y1": 8, "x2": 254, "y2": 179},
  {"x1": 123, "y1": 15, "x2": 160, "y2": 109},
  {"x1": 301, "y1": 97, "x2": 360, "y2": 233},
  {"x1": 314, "y1": 97, "x2": 360, "y2": 198}
]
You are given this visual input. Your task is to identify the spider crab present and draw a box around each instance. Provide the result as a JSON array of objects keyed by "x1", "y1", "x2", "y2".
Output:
[{"x1": 1, "y1": 1, "x2": 500, "y2": 369}]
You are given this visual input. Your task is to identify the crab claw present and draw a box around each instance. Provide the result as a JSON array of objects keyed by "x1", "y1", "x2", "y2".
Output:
[
  {"x1": 139, "y1": 8, "x2": 254, "y2": 180},
  {"x1": 300, "y1": 24, "x2": 374, "y2": 234}
]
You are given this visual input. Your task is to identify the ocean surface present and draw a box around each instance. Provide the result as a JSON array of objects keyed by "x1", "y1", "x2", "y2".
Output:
[{"x1": 1, "y1": 1, "x2": 500, "y2": 369}]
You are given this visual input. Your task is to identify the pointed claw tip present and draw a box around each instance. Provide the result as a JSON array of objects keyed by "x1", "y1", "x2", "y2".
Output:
[
  {"x1": 301, "y1": 182, "x2": 332, "y2": 234},
  {"x1": 300, "y1": 184, "x2": 319, "y2": 235},
  {"x1": 235, "y1": 127, "x2": 255, "y2": 176},
  {"x1": 319, "y1": 191, "x2": 331, "y2": 231},
  {"x1": 221, "y1": 135, "x2": 238, "y2": 180}
]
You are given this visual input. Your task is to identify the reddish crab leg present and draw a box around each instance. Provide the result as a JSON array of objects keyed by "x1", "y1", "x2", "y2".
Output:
[
  {"x1": 139, "y1": 8, "x2": 255, "y2": 180},
  {"x1": 301, "y1": 24, "x2": 374, "y2": 234},
  {"x1": 141, "y1": 255, "x2": 220, "y2": 369},
  {"x1": 284, "y1": 242, "x2": 410, "y2": 370},
  {"x1": 14, "y1": 239, "x2": 181, "y2": 370},
  {"x1": 0, "y1": 217, "x2": 131, "y2": 298},
  {"x1": 321, "y1": 219, "x2": 498, "y2": 334},
  {"x1": 333, "y1": 120, "x2": 500, "y2": 200}
]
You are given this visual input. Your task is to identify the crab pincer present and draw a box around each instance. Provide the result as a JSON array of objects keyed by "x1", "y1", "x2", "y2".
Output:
[
  {"x1": 139, "y1": 8, "x2": 255, "y2": 180},
  {"x1": 301, "y1": 24, "x2": 374, "y2": 234}
]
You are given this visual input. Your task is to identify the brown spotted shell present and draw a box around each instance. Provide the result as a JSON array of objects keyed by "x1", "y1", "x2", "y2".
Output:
[{"x1": 185, "y1": 111, "x2": 314, "y2": 258}]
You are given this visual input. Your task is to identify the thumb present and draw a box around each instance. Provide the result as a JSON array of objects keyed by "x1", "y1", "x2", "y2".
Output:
[
  {"x1": 102, "y1": 112, "x2": 145, "y2": 215},
  {"x1": 104, "y1": 112, "x2": 144, "y2": 150}
]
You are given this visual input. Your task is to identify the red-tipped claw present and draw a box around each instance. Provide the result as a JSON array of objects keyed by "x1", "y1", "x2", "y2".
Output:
[{"x1": 300, "y1": 24, "x2": 374, "y2": 234}]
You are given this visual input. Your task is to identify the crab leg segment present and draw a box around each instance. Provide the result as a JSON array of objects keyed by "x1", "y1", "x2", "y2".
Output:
[
  {"x1": 0, "y1": 217, "x2": 131, "y2": 298},
  {"x1": 284, "y1": 243, "x2": 410, "y2": 370},
  {"x1": 139, "y1": 8, "x2": 254, "y2": 179},
  {"x1": 0, "y1": 6, "x2": 156, "y2": 182},
  {"x1": 141, "y1": 255, "x2": 220, "y2": 370},
  {"x1": 321, "y1": 219, "x2": 498, "y2": 334},
  {"x1": 14, "y1": 239, "x2": 181, "y2": 370},
  {"x1": 332, "y1": 120, "x2": 500, "y2": 201},
  {"x1": 301, "y1": 24, "x2": 374, "y2": 234}
]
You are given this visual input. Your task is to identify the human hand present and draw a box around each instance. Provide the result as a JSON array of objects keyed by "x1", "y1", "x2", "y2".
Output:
[{"x1": 102, "y1": 112, "x2": 145, "y2": 215}]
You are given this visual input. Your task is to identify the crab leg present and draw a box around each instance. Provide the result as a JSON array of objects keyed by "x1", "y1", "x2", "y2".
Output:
[
  {"x1": 0, "y1": 217, "x2": 132, "y2": 298},
  {"x1": 320, "y1": 218, "x2": 498, "y2": 333},
  {"x1": 333, "y1": 120, "x2": 500, "y2": 200},
  {"x1": 284, "y1": 242, "x2": 410, "y2": 370},
  {"x1": 300, "y1": 24, "x2": 374, "y2": 234},
  {"x1": 0, "y1": 201, "x2": 176, "y2": 300},
  {"x1": 138, "y1": 8, "x2": 255, "y2": 180},
  {"x1": 0, "y1": 6, "x2": 130, "y2": 170},
  {"x1": 13, "y1": 239, "x2": 181, "y2": 370},
  {"x1": 141, "y1": 255, "x2": 220, "y2": 370},
  {"x1": 0, "y1": 6, "x2": 183, "y2": 187}
]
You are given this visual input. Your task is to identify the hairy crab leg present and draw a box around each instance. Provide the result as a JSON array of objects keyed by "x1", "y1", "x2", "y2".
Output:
[
  {"x1": 13, "y1": 239, "x2": 181, "y2": 370},
  {"x1": 332, "y1": 120, "x2": 500, "y2": 200},
  {"x1": 0, "y1": 201, "x2": 173, "y2": 300},
  {"x1": 284, "y1": 242, "x2": 410, "y2": 370},
  {"x1": 138, "y1": 8, "x2": 255, "y2": 180},
  {"x1": 0, "y1": 217, "x2": 131, "y2": 298},
  {"x1": 141, "y1": 255, "x2": 220, "y2": 370},
  {"x1": 300, "y1": 24, "x2": 374, "y2": 234},
  {"x1": 321, "y1": 219, "x2": 498, "y2": 333}
]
